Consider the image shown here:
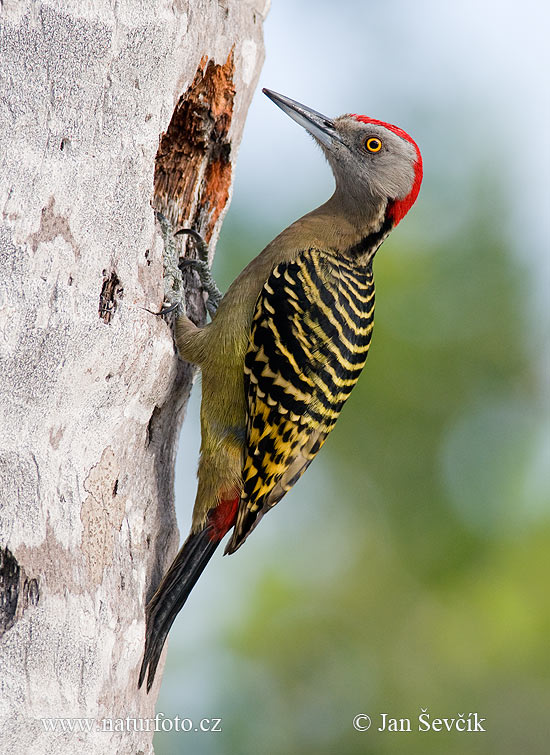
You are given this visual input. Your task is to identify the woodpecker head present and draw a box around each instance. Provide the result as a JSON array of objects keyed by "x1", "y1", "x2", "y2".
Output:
[{"x1": 263, "y1": 88, "x2": 422, "y2": 227}]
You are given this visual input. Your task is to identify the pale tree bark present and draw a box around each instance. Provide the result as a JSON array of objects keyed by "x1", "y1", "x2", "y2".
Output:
[{"x1": 0, "y1": 1, "x2": 267, "y2": 752}]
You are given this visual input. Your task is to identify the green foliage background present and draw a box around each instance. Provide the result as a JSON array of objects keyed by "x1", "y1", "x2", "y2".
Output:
[{"x1": 154, "y1": 2, "x2": 549, "y2": 752}]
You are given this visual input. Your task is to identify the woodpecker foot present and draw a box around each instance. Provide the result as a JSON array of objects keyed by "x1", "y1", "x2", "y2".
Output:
[
  {"x1": 176, "y1": 229, "x2": 222, "y2": 317},
  {"x1": 155, "y1": 214, "x2": 221, "y2": 318}
]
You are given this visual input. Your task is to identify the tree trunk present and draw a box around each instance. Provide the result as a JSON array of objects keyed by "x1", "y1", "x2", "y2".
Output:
[{"x1": 0, "y1": 1, "x2": 267, "y2": 752}]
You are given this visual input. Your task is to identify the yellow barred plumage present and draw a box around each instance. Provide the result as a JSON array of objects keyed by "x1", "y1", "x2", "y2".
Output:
[
  {"x1": 140, "y1": 90, "x2": 424, "y2": 691},
  {"x1": 226, "y1": 248, "x2": 376, "y2": 553}
]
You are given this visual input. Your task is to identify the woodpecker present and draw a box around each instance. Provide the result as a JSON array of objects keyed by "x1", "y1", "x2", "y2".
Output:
[{"x1": 139, "y1": 89, "x2": 423, "y2": 691}]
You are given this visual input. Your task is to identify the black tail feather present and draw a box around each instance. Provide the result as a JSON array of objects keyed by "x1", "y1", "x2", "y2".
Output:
[{"x1": 138, "y1": 527, "x2": 219, "y2": 692}]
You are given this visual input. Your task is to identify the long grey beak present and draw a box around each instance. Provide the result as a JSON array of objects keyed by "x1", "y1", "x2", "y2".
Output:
[{"x1": 263, "y1": 88, "x2": 337, "y2": 148}]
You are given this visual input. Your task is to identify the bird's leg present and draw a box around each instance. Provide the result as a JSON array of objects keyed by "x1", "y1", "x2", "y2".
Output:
[
  {"x1": 176, "y1": 229, "x2": 222, "y2": 317},
  {"x1": 156, "y1": 214, "x2": 222, "y2": 318}
]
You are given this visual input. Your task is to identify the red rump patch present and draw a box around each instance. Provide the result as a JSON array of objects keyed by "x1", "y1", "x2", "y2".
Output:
[
  {"x1": 208, "y1": 495, "x2": 240, "y2": 541},
  {"x1": 352, "y1": 114, "x2": 423, "y2": 226}
]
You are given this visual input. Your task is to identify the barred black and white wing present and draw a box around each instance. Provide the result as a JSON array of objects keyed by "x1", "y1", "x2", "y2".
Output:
[{"x1": 225, "y1": 248, "x2": 376, "y2": 553}]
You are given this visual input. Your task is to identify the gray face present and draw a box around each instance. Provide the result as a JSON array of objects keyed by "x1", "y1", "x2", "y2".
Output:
[
  {"x1": 325, "y1": 117, "x2": 417, "y2": 203},
  {"x1": 262, "y1": 90, "x2": 419, "y2": 214}
]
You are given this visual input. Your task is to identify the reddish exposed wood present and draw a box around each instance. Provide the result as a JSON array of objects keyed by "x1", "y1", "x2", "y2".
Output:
[{"x1": 154, "y1": 49, "x2": 236, "y2": 243}]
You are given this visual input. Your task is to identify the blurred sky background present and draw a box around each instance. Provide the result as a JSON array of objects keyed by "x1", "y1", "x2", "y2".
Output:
[{"x1": 156, "y1": 1, "x2": 550, "y2": 752}]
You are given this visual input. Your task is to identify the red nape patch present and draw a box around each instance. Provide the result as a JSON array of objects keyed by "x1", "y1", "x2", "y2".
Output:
[
  {"x1": 208, "y1": 495, "x2": 240, "y2": 541},
  {"x1": 352, "y1": 114, "x2": 423, "y2": 226}
]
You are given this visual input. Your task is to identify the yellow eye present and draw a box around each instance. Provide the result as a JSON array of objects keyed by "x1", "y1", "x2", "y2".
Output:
[{"x1": 365, "y1": 137, "x2": 382, "y2": 153}]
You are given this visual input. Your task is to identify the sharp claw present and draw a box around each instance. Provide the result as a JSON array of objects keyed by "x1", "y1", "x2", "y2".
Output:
[
  {"x1": 175, "y1": 228, "x2": 201, "y2": 239},
  {"x1": 179, "y1": 258, "x2": 209, "y2": 276},
  {"x1": 143, "y1": 302, "x2": 181, "y2": 316},
  {"x1": 156, "y1": 302, "x2": 181, "y2": 316},
  {"x1": 175, "y1": 228, "x2": 210, "y2": 263}
]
